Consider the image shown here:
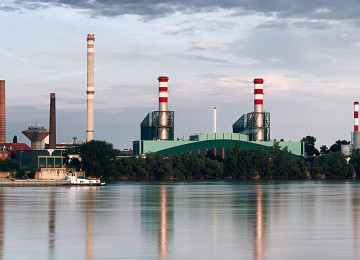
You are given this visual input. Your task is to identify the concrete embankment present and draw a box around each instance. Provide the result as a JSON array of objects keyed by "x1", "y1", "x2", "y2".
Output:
[{"x1": 0, "y1": 180, "x2": 69, "y2": 187}]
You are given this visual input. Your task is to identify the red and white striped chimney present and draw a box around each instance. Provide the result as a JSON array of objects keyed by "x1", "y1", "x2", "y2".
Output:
[
  {"x1": 86, "y1": 34, "x2": 95, "y2": 141},
  {"x1": 0, "y1": 80, "x2": 5, "y2": 143},
  {"x1": 158, "y1": 76, "x2": 169, "y2": 140},
  {"x1": 354, "y1": 101, "x2": 359, "y2": 132},
  {"x1": 254, "y1": 78, "x2": 264, "y2": 141}
]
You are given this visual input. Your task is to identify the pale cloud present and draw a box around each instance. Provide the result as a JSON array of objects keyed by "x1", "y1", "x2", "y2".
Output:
[{"x1": 1, "y1": 0, "x2": 360, "y2": 148}]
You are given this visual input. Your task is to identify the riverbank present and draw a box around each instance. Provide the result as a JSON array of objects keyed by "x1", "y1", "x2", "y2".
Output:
[{"x1": 0, "y1": 179, "x2": 69, "y2": 187}]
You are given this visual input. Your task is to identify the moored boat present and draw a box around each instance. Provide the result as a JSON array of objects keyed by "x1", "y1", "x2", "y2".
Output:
[{"x1": 65, "y1": 173, "x2": 106, "y2": 186}]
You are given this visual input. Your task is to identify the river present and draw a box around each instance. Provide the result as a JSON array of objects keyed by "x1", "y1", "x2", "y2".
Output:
[{"x1": 0, "y1": 180, "x2": 359, "y2": 259}]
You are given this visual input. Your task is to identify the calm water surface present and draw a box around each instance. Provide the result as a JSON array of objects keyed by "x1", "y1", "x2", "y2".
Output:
[{"x1": 0, "y1": 180, "x2": 359, "y2": 259}]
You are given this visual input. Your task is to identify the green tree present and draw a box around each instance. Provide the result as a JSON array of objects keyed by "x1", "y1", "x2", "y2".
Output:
[
  {"x1": 329, "y1": 140, "x2": 350, "y2": 153},
  {"x1": 301, "y1": 136, "x2": 319, "y2": 156},
  {"x1": 12, "y1": 135, "x2": 17, "y2": 143},
  {"x1": 320, "y1": 145, "x2": 328, "y2": 154},
  {"x1": 349, "y1": 148, "x2": 360, "y2": 178},
  {"x1": 15, "y1": 168, "x2": 26, "y2": 179},
  {"x1": 80, "y1": 140, "x2": 116, "y2": 178}
]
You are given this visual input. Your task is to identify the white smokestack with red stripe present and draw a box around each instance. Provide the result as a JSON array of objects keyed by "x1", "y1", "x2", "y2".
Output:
[
  {"x1": 158, "y1": 76, "x2": 169, "y2": 140},
  {"x1": 86, "y1": 34, "x2": 95, "y2": 141},
  {"x1": 254, "y1": 78, "x2": 264, "y2": 141},
  {"x1": 354, "y1": 101, "x2": 359, "y2": 132}
]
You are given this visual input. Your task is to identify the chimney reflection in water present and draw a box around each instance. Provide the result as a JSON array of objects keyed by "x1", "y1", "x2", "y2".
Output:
[
  {"x1": 159, "y1": 186, "x2": 168, "y2": 259},
  {"x1": 86, "y1": 190, "x2": 94, "y2": 260},
  {"x1": 255, "y1": 184, "x2": 263, "y2": 260},
  {"x1": 48, "y1": 191, "x2": 56, "y2": 260},
  {"x1": 0, "y1": 190, "x2": 4, "y2": 260}
]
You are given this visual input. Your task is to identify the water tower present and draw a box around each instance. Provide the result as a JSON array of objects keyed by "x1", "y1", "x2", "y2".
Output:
[{"x1": 22, "y1": 124, "x2": 49, "y2": 149}]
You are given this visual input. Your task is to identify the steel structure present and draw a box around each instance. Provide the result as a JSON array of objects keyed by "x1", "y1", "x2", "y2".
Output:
[
  {"x1": 140, "y1": 111, "x2": 174, "y2": 141},
  {"x1": 233, "y1": 112, "x2": 270, "y2": 141}
]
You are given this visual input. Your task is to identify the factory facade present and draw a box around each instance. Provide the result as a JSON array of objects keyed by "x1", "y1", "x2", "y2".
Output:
[{"x1": 134, "y1": 132, "x2": 304, "y2": 158}]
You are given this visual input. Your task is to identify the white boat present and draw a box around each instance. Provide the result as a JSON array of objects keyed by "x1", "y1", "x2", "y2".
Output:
[{"x1": 65, "y1": 173, "x2": 106, "y2": 186}]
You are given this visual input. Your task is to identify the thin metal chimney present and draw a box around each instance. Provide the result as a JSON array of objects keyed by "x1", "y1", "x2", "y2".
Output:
[
  {"x1": 213, "y1": 107, "x2": 217, "y2": 133},
  {"x1": 86, "y1": 34, "x2": 95, "y2": 141},
  {"x1": 0, "y1": 80, "x2": 5, "y2": 143},
  {"x1": 49, "y1": 93, "x2": 56, "y2": 149}
]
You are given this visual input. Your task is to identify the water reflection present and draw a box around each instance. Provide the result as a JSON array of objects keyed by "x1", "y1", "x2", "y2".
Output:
[
  {"x1": 141, "y1": 184, "x2": 173, "y2": 259},
  {"x1": 86, "y1": 189, "x2": 94, "y2": 260},
  {"x1": 352, "y1": 188, "x2": 360, "y2": 256},
  {"x1": 255, "y1": 184, "x2": 264, "y2": 260},
  {"x1": 48, "y1": 190, "x2": 56, "y2": 260},
  {"x1": 159, "y1": 186, "x2": 167, "y2": 259},
  {"x1": 0, "y1": 189, "x2": 4, "y2": 260}
]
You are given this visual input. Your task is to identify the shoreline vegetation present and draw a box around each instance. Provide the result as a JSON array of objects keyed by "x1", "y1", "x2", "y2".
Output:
[{"x1": 74, "y1": 140, "x2": 360, "y2": 181}]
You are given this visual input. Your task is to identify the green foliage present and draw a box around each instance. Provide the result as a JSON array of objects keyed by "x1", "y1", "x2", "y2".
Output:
[
  {"x1": 74, "y1": 139, "x2": 357, "y2": 181},
  {"x1": 12, "y1": 135, "x2": 17, "y2": 143},
  {"x1": 80, "y1": 140, "x2": 116, "y2": 178},
  {"x1": 329, "y1": 140, "x2": 350, "y2": 153},
  {"x1": 349, "y1": 149, "x2": 360, "y2": 178},
  {"x1": 27, "y1": 169, "x2": 36, "y2": 179},
  {"x1": 15, "y1": 168, "x2": 26, "y2": 179},
  {"x1": 0, "y1": 159, "x2": 19, "y2": 172},
  {"x1": 301, "y1": 136, "x2": 319, "y2": 156}
]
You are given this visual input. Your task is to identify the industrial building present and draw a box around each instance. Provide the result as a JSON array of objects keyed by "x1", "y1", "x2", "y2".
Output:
[{"x1": 133, "y1": 78, "x2": 305, "y2": 158}]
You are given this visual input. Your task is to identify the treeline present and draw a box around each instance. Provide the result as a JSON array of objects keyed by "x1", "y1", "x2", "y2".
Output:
[{"x1": 76, "y1": 140, "x2": 359, "y2": 181}]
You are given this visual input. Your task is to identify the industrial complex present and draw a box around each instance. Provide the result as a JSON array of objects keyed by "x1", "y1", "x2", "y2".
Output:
[
  {"x1": 0, "y1": 34, "x2": 97, "y2": 179},
  {"x1": 133, "y1": 77, "x2": 305, "y2": 157},
  {"x1": 11, "y1": 32, "x2": 360, "y2": 178}
]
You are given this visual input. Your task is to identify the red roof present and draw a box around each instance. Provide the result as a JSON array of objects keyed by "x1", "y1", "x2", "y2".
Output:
[{"x1": 0, "y1": 143, "x2": 32, "y2": 152}]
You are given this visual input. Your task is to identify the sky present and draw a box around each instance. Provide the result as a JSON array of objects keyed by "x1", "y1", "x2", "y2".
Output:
[{"x1": 1, "y1": 0, "x2": 360, "y2": 149}]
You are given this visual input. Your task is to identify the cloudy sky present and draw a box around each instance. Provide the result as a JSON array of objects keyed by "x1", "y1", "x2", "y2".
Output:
[{"x1": 1, "y1": 0, "x2": 360, "y2": 149}]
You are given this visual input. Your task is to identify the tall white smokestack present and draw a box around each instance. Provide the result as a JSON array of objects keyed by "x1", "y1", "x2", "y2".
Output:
[
  {"x1": 86, "y1": 34, "x2": 95, "y2": 142},
  {"x1": 254, "y1": 78, "x2": 264, "y2": 141},
  {"x1": 213, "y1": 107, "x2": 217, "y2": 133},
  {"x1": 158, "y1": 76, "x2": 169, "y2": 140}
]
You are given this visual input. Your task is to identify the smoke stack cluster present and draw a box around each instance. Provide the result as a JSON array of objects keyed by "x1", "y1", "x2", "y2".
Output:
[
  {"x1": 86, "y1": 34, "x2": 95, "y2": 142},
  {"x1": 158, "y1": 76, "x2": 169, "y2": 140},
  {"x1": 254, "y1": 78, "x2": 264, "y2": 141},
  {"x1": 0, "y1": 80, "x2": 5, "y2": 143},
  {"x1": 49, "y1": 93, "x2": 56, "y2": 149}
]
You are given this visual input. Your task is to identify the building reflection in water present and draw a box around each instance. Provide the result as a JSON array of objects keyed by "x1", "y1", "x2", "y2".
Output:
[
  {"x1": 159, "y1": 186, "x2": 167, "y2": 259},
  {"x1": 48, "y1": 190, "x2": 56, "y2": 260},
  {"x1": 254, "y1": 184, "x2": 264, "y2": 260},
  {"x1": 0, "y1": 189, "x2": 4, "y2": 260},
  {"x1": 352, "y1": 189, "x2": 360, "y2": 256},
  {"x1": 141, "y1": 184, "x2": 173, "y2": 260},
  {"x1": 86, "y1": 188, "x2": 95, "y2": 260}
]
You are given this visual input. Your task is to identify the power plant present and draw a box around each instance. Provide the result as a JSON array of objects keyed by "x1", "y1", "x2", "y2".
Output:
[
  {"x1": 86, "y1": 34, "x2": 95, "y2": 142},
  {"x1": 232, "y1": 79, "x2": 270, "y2": 141},
  {"x1": 3, "y1": 34, "x2": 310, "y2": 164},
  {"x1": 133, "y1": 78, "x2": 304, "y2": 158},
  {"x1": 140, "y1": 77, "x2": 174, "y2": 141}
]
